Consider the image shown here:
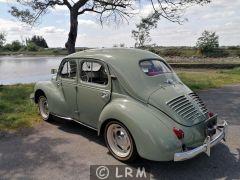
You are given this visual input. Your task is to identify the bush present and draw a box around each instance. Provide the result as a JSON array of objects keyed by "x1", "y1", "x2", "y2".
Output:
[
  {"x1": 10, "y1": 40, "x2": 22, "y2": 51},
  {"x1": 3, "y1": 43, "x2": 13, "y2": 51},
  {"x1": 0, "y1": 32, "x2": 6, "y2": 47},
  {"x1": 26, "y1": 35, "x2": 48, "y2": 48},
  {"x1": 147, "y1": 46, "x2": 159, "y2": 54},
  {"x1": 161, "y1": 48, "x2": 182, "y2": 57},
  {"x1": 204, "y1": 49, "x2": 229, "y2": 58},
  {"x1": 236, "y1": 50, "x2": 240, "y2": 58},
  {"x1": 27, "y1": 42, "x2": 39, "y2": 51}
]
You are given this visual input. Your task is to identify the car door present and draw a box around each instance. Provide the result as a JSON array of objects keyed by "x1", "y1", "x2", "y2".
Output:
[
  {"x1": 76, "y1": 59, "x2": 111, "y2": 128},
  {"x1": 56, "y1": 59, "x2": 78, "y2": 119}
]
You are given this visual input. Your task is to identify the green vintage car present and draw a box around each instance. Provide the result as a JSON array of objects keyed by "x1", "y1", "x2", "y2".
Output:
[{"x1": 32, "y1": 48, "x2": 228, "y2": 162}]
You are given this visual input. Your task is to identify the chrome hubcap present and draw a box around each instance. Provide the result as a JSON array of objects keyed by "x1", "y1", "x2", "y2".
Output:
[
  {"x1": 39, "y1": 96, "x2": 49, "y2": 120},
  {"x1": 107, "y1": 124, "x2": 132, "y2": 158}
]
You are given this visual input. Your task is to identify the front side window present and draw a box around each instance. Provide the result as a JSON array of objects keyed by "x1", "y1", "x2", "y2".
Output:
[
  {"x1": 140, "y1": 60, "x2": 172, "y2": 76},
  {"x1": 80, "y1": 61, "x2": 108, "y2": 85},
  {"x1": 60, "y1": 59, "x2": 77, "y2": 79}
]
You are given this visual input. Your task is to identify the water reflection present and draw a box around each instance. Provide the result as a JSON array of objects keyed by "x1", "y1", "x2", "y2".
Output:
[{"x1": 0, "y1": 56, "x2": 63, "y2": 85}]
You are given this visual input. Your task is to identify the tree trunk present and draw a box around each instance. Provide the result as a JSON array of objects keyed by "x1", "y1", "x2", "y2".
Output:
[{"x1": 65, "y1": 12, "x2": 78, "y2": 54}]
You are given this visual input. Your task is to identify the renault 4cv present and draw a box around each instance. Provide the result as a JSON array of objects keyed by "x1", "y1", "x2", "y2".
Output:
[{"x1": 31, "y1": 48, "x2": 227, "y2": 162}]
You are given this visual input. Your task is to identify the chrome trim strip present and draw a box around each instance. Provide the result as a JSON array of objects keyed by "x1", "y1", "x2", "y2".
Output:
[
  {"x1": 174, "y1": 120, "x2": 228, "y2": 161},
  {"x1": 51, "y1": 113, "x2": 98, "y2": 131}
]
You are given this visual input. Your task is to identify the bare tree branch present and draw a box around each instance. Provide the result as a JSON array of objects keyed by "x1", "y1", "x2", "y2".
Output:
[{"x1": 9, "y1": 0, "x2": 211, "y2": 53}]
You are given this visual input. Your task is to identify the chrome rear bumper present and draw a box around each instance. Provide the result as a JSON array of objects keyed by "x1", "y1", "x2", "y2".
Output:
[{"x1": 174, "y1": 120, "x2": 228, "y2": 161}]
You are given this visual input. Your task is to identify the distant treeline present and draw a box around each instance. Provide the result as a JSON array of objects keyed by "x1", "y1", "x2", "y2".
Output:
[{"x1": 0, "y1": 34, "x2": 48, "y2": 52}]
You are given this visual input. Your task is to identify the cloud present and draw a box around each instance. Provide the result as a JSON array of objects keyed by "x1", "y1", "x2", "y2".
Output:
[
  {"x1": 37, "y1": 26, "x2": 66, "y2": 34},
  {"x1": 51, "y1": 5, "x2": 68, "y2": 12},
  {"x1": 0, "y1": 0, "x2": 14, "y2": 3},
  {"x1": 0, "y1": 18, "x2": 69, "y2": 47},
  {"x1": 202, "y1": 11, "x2": 235, "y2": 20},
  {"x1": 78, "y1": 19, "x2": 98, "y2": 28}
]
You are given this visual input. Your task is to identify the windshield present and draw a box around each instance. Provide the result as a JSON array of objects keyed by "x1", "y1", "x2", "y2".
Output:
[{"x1": 140, "y1": 59, "x2": 172, "y2": 76}]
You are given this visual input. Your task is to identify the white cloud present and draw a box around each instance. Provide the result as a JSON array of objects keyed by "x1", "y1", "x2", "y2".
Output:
[
  {"x1": 202, "y1": 11, "x2": 235, "y2": 20},
  {"x1": 37, "y1": 26, "x2": 66, "y2": 34},
  {"x1": 0, "y1": 18, "x2": 69, "y2": 47},
  {"x1": 52, "y1": 5, "x2": 68, "y2": 12},
  {"x1": 78, "y1": 19, "x2": 98, "y2": 28},
  {"x1": 0, "y1": 0, "x2": 14, "y2": 3}
]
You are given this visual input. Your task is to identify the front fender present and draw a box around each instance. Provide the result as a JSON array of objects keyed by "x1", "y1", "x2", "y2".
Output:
[
  {"x1": 98, "y1": 98, "x2": 182, "y2": 161},
  {"x1": 34, "y1": 81, "x2": 66, "y2": 116}
]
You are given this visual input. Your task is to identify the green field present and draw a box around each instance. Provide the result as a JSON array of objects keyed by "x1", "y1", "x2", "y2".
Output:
[
  {"x1": 0, "y1": 84, "x2": 40, "y2": 131},
  {"x1": 0, "y1": 68, "x2": 240, "y2": 132},
  {"x1": 178, "y1": 68, "x2": 240, "y2": 90}
]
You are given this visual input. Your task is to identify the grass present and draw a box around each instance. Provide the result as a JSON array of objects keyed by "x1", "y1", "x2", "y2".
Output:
[
  {"x1": 0, "y1": 84, "x2": 40, "y2": 131},
  {"x1": 177, "y1": 68, "x2": 240, "y2": 90},
  {"x1": 0, "y1": 68, "x2": 240, "y2": 132}
]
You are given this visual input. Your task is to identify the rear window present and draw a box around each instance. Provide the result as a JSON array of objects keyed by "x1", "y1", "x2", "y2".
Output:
[{"x1": 140, "y1": 60, "x2": 172, "y2": 76}]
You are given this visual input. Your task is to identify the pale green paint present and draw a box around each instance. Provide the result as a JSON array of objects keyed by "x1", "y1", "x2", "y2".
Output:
[{"x1": 33, "y1": 48, "x2": 210, "y2": 161}]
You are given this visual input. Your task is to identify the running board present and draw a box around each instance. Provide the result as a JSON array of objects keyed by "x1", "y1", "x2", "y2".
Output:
[{"x1": 51, "y1": 113, "x2": 98, "y2": 131}]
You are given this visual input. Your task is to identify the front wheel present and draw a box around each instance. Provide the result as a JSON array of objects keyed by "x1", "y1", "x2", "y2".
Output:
[
  {"x1": 104, "y1": 121, "x2": 138, "y2": 162},
  {"x1": 38, "y1": 95, "x2": 52, "y2": 121}
]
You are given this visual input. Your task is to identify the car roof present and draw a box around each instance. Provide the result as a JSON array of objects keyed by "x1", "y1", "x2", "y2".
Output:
[{"x1": 65, "y1": 48, "x2": 160, "y2": 66}]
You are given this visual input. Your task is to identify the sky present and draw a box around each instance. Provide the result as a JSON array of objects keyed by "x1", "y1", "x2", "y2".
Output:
[{"x1": 0, "y1": 0, "x2": 240, "y2": 48}]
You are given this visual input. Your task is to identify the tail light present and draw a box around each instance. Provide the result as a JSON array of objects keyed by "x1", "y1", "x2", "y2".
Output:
[
  {"x1": 173, "y1": 127, "x2": 184, "y2": 139},
  {"x1": 208, "y1": 112, "x2": 214, "y2": 118}
]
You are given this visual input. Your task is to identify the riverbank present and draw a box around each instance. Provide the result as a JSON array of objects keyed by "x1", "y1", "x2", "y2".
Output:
[
  {"x1": 0, "y1": 49, "x2": 68, "y2": 56},
  {"x1": 0, "y1": 47, "x2": 86, "y2": 56}
]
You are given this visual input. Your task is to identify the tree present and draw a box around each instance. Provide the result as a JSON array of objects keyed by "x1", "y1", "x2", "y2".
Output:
[
  {"x1": 0, "y1": 32, "x2": 6, "y2": 47},
  {"x1": 196, "y1": 30, "x2": 219, "y2": 55},
  {"x1": 9, "y1": 0, "x2": 211, "y2": 54},
  {"x1": 132, "y1": 12, "x2": 160, "y2": 47},
  {"x1": 10, "y1": 40, "x2": 22, "y2": 51},
  {"x1": 27, "y1": 42, "x2": 39, "y2": 51},
  {"x1": 27, "y1": 35, "x2": 48, "y2": 48}
]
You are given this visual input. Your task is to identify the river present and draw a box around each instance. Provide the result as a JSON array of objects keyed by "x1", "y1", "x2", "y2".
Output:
[{"x1": 0, "y1": 56, "x2": 63, "y2": 85}]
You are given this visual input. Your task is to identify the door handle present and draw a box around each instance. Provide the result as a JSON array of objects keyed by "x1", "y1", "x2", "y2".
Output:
[{"x1": 100, "y1": 92, "x2": 109, "y2": 99}]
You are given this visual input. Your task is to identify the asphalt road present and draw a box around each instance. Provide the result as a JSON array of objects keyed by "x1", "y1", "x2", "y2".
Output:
[{"x1": 0, "y1": 85, "x2": 240, "y2": 180}]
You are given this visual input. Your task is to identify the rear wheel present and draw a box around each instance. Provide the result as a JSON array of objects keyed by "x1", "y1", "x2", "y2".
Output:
[
  {"x1": 104, "y1": 121, "x2": 138, "y2": 162},
  {"x1": 38, "y1": 95, "x2": 52, "y2": 121}
]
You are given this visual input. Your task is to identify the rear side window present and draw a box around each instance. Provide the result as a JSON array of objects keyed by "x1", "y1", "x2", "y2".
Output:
[
  {"x1": 80, "y1": 61, "x2": 108, "y2": 85},
  {"x1": 140, "y1": 60, "x2": 171, "y2": 76}
]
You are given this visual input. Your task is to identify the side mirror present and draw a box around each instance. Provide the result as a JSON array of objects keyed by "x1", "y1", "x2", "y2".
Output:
[{"x1": 51, "y1": 69, "x2": 57, "y2": 74}]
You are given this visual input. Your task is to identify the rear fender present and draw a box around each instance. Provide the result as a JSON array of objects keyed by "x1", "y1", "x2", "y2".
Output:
[{"x1": 98, "y1": 98, "x2": 182, "y2": 161}]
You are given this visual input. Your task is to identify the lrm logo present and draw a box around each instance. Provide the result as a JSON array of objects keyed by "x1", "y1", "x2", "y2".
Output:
[{"x1": 90, "y1": 165, "x2": 150, "y2": 180}]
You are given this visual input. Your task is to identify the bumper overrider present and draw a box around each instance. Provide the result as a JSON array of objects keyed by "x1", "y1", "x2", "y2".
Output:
[{"x1": 174, "y1": 120, "x2": 228, "y2": 161}]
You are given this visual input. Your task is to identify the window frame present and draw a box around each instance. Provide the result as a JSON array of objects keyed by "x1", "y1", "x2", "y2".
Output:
[
  {"x1": 139, "y1": 58, "x2": 173, "y2": 77},
  {"x1": 79, "y1": 58, "x2": 110, "y2": 87},
  {"x1": 57, "y1": 58, "x2": 78, "y2": 82}
]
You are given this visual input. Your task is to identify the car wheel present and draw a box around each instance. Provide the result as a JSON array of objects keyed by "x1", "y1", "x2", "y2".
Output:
[
  {"x1": 38, "y1": 95, "x2": 52, "y2": 121},
  {"x1": 104, "y1": 121, "x2": 138, "y2": 162}
]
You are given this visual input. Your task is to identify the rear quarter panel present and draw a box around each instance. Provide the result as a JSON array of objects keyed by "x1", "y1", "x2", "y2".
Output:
[{"x1": 98, "y1": 96, "x2": 182, "y2": 161}]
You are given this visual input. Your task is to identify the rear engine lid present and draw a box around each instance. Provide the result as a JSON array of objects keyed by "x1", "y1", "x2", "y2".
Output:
[{"x1": 148, "y1": 84, "x2": 208, "y2": 126}]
